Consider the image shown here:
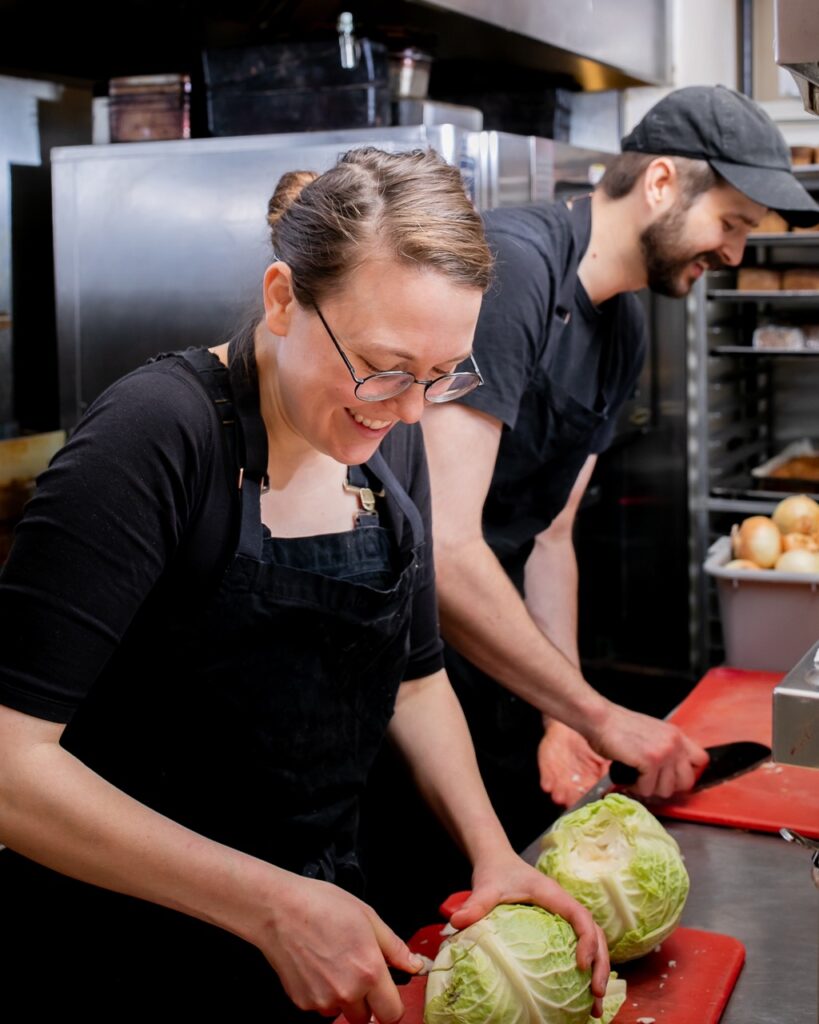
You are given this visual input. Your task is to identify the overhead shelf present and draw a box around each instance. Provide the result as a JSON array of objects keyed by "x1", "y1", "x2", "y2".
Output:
[
  {"x1": 707, "y1": 289, "x2": 819, "y2": 300},
  {"x1": 710, "y1": 346, "x2": 819, "y2": 356},
  {"x1": 710, "y1": 480, "x2": 819, "y2": 504},
  {"x1": 746, "y1": 233, "x2": 819, "y2": 246},
  {"x1": 793, "y1": 164, "x2": 819, "y2": 187}
]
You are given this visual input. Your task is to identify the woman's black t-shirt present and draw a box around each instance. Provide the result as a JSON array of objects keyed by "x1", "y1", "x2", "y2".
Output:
[{"x1": 0, "y1": 351, "x2": 443, "y2": 725}]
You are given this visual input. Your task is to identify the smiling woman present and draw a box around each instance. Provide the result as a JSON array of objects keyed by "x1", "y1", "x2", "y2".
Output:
[{"x1": 0, "y1": 147, "x2": 611, "y2": 1021}]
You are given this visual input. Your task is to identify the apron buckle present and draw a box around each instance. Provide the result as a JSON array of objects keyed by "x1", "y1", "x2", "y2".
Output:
[
  {"x1": 343, "y1": 480, "x2": 384, "y2": 513},
  {"x1": 238, "y1": 466, "x2": 270, "y2": 493},
  {"x1": 554, "y1": 305, "x2": 571, "y2": 324}
]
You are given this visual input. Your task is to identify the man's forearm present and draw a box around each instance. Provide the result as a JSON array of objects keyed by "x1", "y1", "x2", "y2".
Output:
[
  {"x1": 524, "y1": 530, "x2": 580, "y2": 668},
  {"x1": 436, "y1": 535, "x2": 609, "y2": 737},
  {"x1": 424, "y1": 410, "x2": 706, "y2": 796},
  {"x1": 523, "y1": 452, "x2": 596, "y2": 672}
]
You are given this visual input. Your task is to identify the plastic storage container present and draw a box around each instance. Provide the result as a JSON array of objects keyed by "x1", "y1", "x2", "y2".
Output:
[{"x1": 704, "y1": 535, "x2": 819, "y2": 672}]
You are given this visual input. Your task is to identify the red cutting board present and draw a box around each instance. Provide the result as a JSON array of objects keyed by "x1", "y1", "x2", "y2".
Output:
[
  {"x1": 336, "y1": 921, "x2": 745, "y2": 1024},
  {"x1": 651, "y1": 667, "x2": 819, "y2": 839}
]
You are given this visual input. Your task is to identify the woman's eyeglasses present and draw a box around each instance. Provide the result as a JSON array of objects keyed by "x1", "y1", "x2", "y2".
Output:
[{"x1": 313, "y1": 302, "x2": 483, "y2": 404}]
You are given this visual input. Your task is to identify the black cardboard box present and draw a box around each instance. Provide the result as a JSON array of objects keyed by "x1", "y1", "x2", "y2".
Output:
[{"x1": 202, "y1": 40, "x2": 390, "y2": 136}]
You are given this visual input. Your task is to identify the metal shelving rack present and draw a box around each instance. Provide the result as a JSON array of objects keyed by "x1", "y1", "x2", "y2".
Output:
[{"x1": 688, "y1": 166, "x2": 819, "y2": 671}]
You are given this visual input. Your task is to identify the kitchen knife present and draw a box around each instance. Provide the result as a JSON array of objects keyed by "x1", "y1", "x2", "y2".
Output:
[{"x1": 609, "y1": 740, "x2": 771, "y2": 792}]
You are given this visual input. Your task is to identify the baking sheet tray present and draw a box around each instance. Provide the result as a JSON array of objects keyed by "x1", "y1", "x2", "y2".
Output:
[{"x1": 751, "y1": 438, "x2": 819, "y2": 493}]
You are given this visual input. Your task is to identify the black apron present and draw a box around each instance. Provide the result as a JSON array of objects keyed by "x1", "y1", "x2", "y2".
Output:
[{"x1": 0, "y1": 341, "x2": 425, "y2": 1019}]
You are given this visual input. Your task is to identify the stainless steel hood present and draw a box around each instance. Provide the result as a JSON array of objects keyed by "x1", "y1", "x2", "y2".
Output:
[
  {"x1": 775, "y1": 0, "x2": 819, "y2": 115},
  {"x1": 408, "y1": 0, "x2": 670, "y2": 86}
]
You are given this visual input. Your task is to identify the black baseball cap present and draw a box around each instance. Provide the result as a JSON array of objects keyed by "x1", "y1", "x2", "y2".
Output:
[{"x1": 621, "y1": 85, "x2": 819, "y2": 226}]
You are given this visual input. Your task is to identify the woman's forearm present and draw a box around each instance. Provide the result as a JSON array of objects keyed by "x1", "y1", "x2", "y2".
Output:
[
  {"x1": 387, "y1": 670, "x2": 513, "y2": 866},
  {"x1": 0, "y1": 703, "x2": 427, "y2": 1017},
  {"x1": 0, "y1": 704, "x2": 288, "y2": 945}
]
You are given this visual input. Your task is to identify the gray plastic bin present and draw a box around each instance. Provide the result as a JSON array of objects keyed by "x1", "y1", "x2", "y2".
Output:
[{"x1": 704, "y1": 536, "x2": 819, "y2": 672}]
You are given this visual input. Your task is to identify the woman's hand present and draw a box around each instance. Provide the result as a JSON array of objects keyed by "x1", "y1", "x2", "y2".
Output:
[
  {"x1": 259, "y1": 873, "x2": 423, "y2": 1023},
  {"x1": 448, "y1": 852, "x2": 610, "y2": 1019}
]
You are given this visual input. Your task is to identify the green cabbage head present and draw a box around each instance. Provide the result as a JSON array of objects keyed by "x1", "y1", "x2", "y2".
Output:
[
  {"x1": 537, "y1": 793, "x2": 689, "y2": 963},
  {"x1": 423, "y1": 903, "x2": 626, "y2": 1024}
]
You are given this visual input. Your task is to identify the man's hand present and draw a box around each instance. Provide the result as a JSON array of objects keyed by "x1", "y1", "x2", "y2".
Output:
[
  {"x1": 589, "y1": 704, "x2": 709, "y2": 799},
  {"x1": 449, "y1": 851, "x2": 610, "y2": 1019},
  {"x1": 538, "y1": 720, "x2": 609, "y2": 806}
]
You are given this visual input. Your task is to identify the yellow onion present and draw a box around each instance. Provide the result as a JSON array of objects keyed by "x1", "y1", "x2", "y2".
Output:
[
  {"x1": 731, "y1": 516, "x2": 782, "y2": 568},
  {"x1": 775, "y1": 549, "x2": 819, "y2": 573},
  {"x1": 725, "y1": 558, "x2": 764, "y2": 570},
  {"x1": 782, "y1": 532, "x2": 819, "y2": 553},
  {"x1": 772, "y1": 494, "x2": 819, "y2": 536}
]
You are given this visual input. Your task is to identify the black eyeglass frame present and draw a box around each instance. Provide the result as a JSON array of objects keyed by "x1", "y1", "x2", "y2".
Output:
[{"x1": 312, "y1": 301, "x2": 483, "y2": 404}]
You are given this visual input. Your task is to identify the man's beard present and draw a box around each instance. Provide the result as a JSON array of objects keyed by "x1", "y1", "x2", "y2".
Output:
[{"x1": 639, "y1": 205, "x2": 723, "y2": 297}]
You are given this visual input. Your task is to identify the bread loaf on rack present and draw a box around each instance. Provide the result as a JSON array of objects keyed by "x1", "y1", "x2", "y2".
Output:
[
  {"x1": 737, "y1": 267, "x2": 782, "y2": 291},
  {"x1": 781, "y1": 268, "x2": 819, "y2": 291},
  {"x1": 749, "y1": 210, "x2": 790, "y2": 234}
]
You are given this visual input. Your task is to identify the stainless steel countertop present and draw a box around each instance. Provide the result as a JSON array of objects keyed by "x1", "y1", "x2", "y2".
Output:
[
  {"x1": 523, "y1": 810, "x2": 818, "y2": 1023},
  {"x1": 666, "y1": 822, "x2": 817, "y2": 1024}
]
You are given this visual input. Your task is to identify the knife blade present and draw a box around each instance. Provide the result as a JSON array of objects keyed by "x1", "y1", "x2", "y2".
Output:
[{"x1": 609, "y1": 740, "x2": 771, "y2": 792}]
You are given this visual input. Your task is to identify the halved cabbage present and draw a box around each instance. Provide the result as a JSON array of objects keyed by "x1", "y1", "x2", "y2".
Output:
[{"x1": 537, "y1": 793, "x2": 689, "y2": 963}]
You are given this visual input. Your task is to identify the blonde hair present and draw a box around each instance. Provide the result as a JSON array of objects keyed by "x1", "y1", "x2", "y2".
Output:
[{"x1": 266, "y1": 147, "x2": 492, "y2": 305}]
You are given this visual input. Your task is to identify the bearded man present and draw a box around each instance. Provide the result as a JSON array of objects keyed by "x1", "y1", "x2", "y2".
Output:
[{"x1": 412, "y1": 85, "x2": 819, "y2": 851}]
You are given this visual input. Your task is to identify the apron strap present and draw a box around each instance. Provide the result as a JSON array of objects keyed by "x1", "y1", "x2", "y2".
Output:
[
  {"x1": 224, "y1": 335, "x2": 268, "y2": 561},
  {"x1": 365, "y1": 450, "x2": 425, "y2": 551},
  {"x1": 175, "y1": 346, "x2": 240, "y2": 491},
  {"x1": 176, "y1": 344, "x2": 265, "y2": 561},
  {"x1": 347, "y1": 464, "x2": 372, "y2": 489},
  {"x1": 554, "y1": 239, "x2": 579, "y2": 323},
  {"x1": 227, "y1": 336, "x2": 269, "y2": 486},
  {"x1": 553, "y1": 194, "x2": 592, "y2": 323}
]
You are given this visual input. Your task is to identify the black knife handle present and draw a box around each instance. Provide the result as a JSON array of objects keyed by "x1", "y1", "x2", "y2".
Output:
[{"x1": 609, "y1": 760, "x2": 640, "y2": 785}]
